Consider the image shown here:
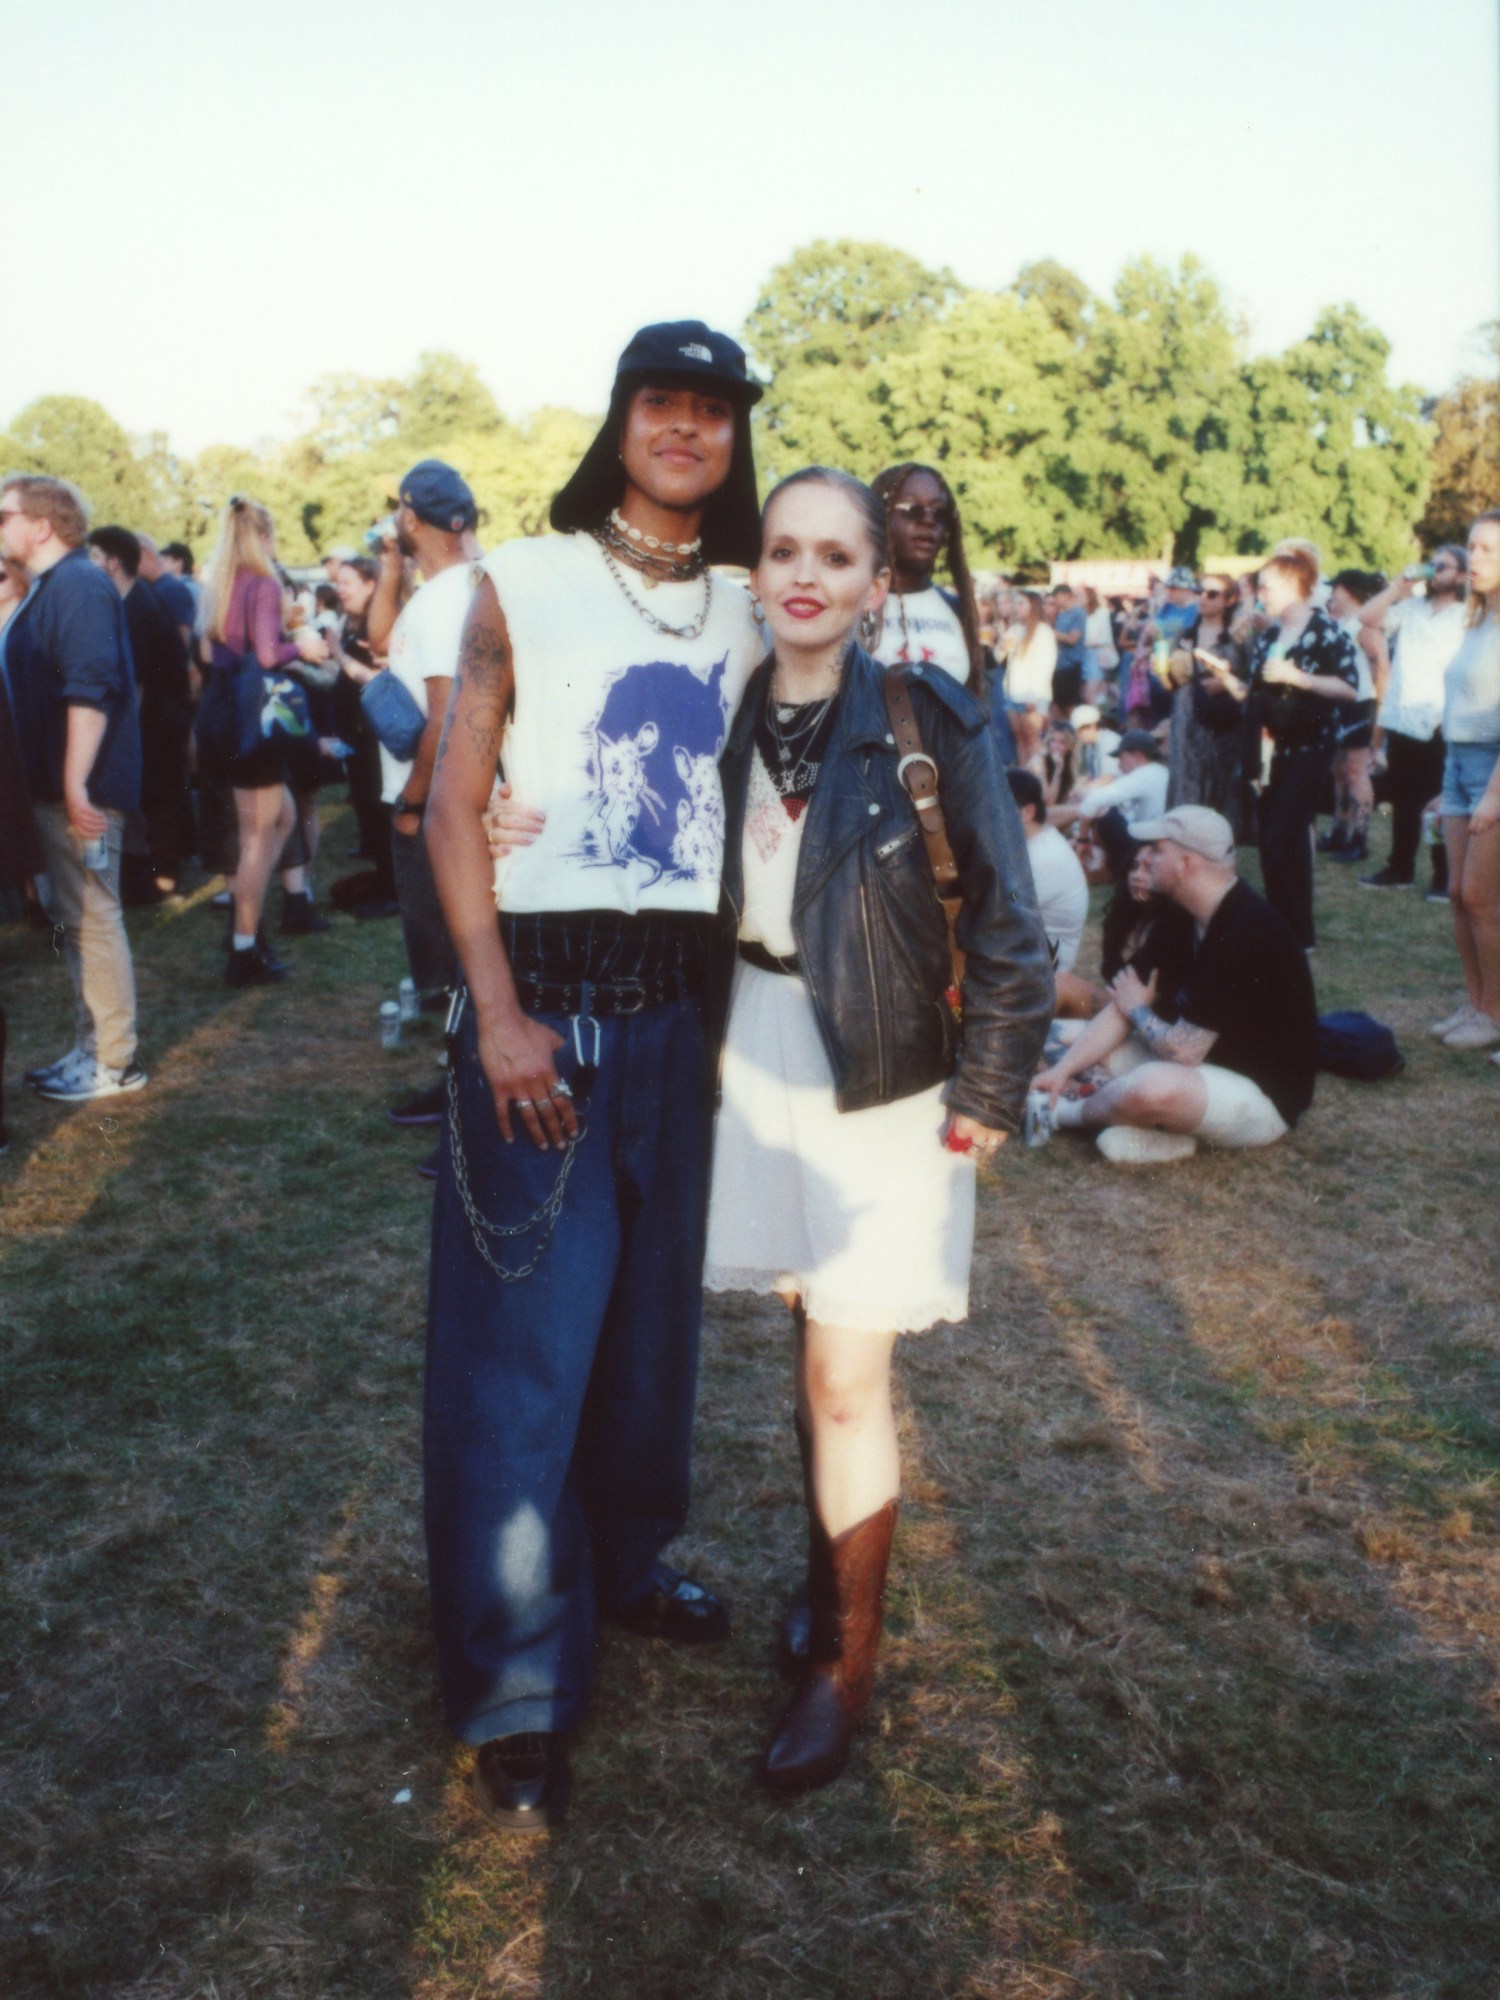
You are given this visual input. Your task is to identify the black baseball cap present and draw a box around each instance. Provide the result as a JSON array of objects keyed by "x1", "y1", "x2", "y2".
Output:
[
  {"x1": 613, "y1": 320, "x2": 763, "y2": 406},
  {"x1": 549, "y1": 320, "x2": 763, "y2": 566},
  {"x1": 399, "y1": 459, "x2": 477, "y2": 532}
]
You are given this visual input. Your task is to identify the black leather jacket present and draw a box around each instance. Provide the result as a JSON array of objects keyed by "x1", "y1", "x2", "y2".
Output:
[{"x1": 720, "y1": 648, "x2": 1054, "y2": 1134}]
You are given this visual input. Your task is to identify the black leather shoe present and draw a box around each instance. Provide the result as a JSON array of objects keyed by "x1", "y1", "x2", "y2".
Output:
[
  {"x1": 471, "y1": 1732, "x2": 570, "y2": 1834},
  {"x1": 608, "y1": 1564, "x2": 731, "y2": 1644}
]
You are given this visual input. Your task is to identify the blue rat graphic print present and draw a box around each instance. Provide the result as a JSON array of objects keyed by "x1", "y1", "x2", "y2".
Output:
[{"x1": 576, "y1": 657, "x2": 729, "y2": 885}]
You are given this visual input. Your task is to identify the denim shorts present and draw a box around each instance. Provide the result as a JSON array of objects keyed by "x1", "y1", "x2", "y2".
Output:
[{"x1": 1441, "y1": 741, "x2": 1500, "y2": 816}]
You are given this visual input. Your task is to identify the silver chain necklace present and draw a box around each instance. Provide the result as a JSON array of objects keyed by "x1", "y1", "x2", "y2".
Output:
[{"x1": 594, "y1": 533, "x2": 713, "y2": 640}]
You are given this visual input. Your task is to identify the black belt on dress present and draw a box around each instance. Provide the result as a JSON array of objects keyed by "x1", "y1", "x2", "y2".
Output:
[
  {"x1": 738, "y1": 939, "x2": 800, "y2": 977},
  {"x1": 513, "y1": 967, "x2": 703, "y2": 1017}
]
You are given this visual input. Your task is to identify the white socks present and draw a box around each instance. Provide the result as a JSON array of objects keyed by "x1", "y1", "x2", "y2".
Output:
[{"x1": 232, "y1": 933, "x2": 256, "y2": 952}]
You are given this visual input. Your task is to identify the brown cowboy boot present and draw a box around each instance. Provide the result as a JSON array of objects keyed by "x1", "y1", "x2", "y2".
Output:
[{"x1": 762, "y1": 1499, "x2": 898, "y2": 1795}]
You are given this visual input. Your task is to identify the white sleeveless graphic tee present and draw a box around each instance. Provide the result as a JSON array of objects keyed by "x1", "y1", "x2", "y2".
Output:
[{"x1": 483, "y1": 534, "x2": 763, "y2": 915}]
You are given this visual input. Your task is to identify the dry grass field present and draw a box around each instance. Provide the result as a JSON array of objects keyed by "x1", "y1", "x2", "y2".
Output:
[{"x1": 3, "y1": 811, "x2": 1498, "y2": 1999}]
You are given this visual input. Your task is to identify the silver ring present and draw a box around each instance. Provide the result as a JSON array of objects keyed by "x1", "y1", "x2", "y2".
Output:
[
  {"x1": 512, "y1": 1097, "x2": 534, "y2": 1109},
  {"x1": 550, "y1": 1080, "x2": 572, "y2": 1099}
]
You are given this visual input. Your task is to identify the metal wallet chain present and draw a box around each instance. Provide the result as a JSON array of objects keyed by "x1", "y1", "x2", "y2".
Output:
[{"x1": 446, "y1": 1065, "x2": 588, "y2": 1284}]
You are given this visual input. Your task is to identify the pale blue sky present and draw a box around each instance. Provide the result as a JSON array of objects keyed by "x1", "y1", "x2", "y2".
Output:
[{"x1": 7, "y1": 0, "x2": 1497, "y2": 453}]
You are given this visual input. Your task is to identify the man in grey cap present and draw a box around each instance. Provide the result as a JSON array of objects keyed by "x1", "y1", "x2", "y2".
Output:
[{"x1": 1029, "y1": 805, "x2": 1318, "y2": 1162}]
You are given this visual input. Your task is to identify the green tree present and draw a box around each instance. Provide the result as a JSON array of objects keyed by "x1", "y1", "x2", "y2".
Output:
[
  {"x1": 1241, "y1": 306, "x2": 1431, "y2": 568},
  {"x1": 748, "y1": 240, "x2": 961, "y2": 482},
  {"x1": 1416, "y1": 324, "x2": 1500, "y2": 550},
  {"x1": 745, "y1": 238, "x2": 960, "y2": 381},
  {"x1": 1012, "y1": 259, "x2": 1092, "y2": 341},
  {"x1": 398, "y1": 351, "x2": 503, "y2": 450},
  {"x1": 4, "y1": 394, "x2": 157, "y2": 527},
  {"x1": 1083, "y1": 256, "x2": 1253, "y2": 565},
  {"x1": 876, "y1": 292, "x2": 1094, "y2": 565}
]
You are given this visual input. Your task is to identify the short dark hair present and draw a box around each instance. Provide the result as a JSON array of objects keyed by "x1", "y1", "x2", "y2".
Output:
[
  {"x1": 87, "y1": 525, "x2": 141, "y2": 577},
  {"x1": 1006, "y1": 767, "x2": 1045, "y2": 822},
  {"x1": 314, "y1": 583, "x2": 339, "y2": 611},
  {"x1": 161, "y1": 540, "x2": 194, "y2": 574},
  {"x1": 1329, "y1": 567, "x2": 1384, "y2": 605}
]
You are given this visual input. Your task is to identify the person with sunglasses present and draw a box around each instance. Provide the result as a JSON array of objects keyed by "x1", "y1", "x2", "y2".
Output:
[
  {"x1": 867, "y1": 464, "x2": 987, "y2": 694},
  {"x1": 1165, "y1": 571, "x2": 1250, "y2": 838}
]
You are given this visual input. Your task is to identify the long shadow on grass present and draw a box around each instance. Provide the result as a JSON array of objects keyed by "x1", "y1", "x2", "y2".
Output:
[
  {"x1": 0, "y1": 875, "x2": 444, "y2": 1997},
  {"x1": 890, "y1": 1181, "x2": 1500, "y2": 1999}
]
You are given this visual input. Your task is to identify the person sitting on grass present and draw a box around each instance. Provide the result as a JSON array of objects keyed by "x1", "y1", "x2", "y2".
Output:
[
  {"x1": 1007, "y1": 767, "x2": 1094, "y2": 1016},
  {"x1": 1028, "y1": 805, "x2": 1318, "y2": 1165}
]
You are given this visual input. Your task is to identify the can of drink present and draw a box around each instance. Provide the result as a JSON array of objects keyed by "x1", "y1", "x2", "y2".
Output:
[
  {"x1": 380, "y1": 1000, "x2": 402, "y2": 1049},
  {"x1": 81, "y1": 830, "x2": 110, "y2": 872},
  {"x1": 398, "y1": 976, "x2": 420, "y2": 1025}
]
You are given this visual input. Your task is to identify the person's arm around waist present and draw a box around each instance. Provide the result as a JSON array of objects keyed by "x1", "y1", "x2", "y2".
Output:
[{"x1": 425, "y1": 572, "x2": 574, "y2": 1151}]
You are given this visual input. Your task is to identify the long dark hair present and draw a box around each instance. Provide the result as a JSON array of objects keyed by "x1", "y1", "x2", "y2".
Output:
[
  {"x1": 550, "y1": 374, "x2": 762, "y2": 568},
  {"x1": 871, "y1": 462, "x2": 984, "y2": 694}
]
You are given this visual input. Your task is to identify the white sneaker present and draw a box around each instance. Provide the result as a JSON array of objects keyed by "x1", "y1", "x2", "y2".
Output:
[
  {"x1": 1429, "y1": 1002, "x2": 1476, "y2": 1040},
  {"x1": 25, "y1": 1046, "x2": 88, "y2": 1089},
  {"x1": 1442, "y1": 1012, "x2": 1500, "y2": 1052},
  {"x1": 35, "y1": 1059, "x2": 149, "y2": 1103},
  {"x1": 1096, "y1": 1126, "x2": 1199, "y2": 1165}
]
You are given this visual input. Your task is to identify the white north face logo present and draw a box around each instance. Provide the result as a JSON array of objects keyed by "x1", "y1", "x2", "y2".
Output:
[{"x1": 679, "y1": 342, "x2": 714, "y2": 362}]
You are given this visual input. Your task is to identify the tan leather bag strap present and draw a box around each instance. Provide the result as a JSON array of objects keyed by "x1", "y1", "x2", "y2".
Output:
[{"x1": 882, "y1": 668, "x2": 959, "y2": 890}]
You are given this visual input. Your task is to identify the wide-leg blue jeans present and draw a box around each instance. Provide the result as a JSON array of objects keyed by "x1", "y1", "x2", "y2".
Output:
[{"x1": 424, "y1": 993, "x2": 712, "y2": 1743}]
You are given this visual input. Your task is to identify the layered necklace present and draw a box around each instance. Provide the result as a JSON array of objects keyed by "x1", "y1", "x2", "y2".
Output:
[
  {"x1": 592, "y1": 512, "x2": 712, "y2": 641},
  {"x1": 757, "y1": 654, "x2": 845, "y2": 808}
]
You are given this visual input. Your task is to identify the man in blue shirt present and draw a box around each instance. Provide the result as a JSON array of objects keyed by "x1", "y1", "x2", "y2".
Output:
[
  {"x1": 1050, "y1": 585, "x2": 1088, "y2": 711},
  {"x1": 1, "y1": 473, "x2": 147, "y2": 1101}
]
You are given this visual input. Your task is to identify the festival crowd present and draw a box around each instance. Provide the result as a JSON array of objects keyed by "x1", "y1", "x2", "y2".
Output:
[{"x1": 2, "y1": 317, "x2": 1497, "y2": 1832}]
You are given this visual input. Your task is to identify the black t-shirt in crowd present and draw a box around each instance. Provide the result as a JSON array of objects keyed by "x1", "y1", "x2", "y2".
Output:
[
  {"x1": 124, "y1": 577, "x2": 191, "y2": 715},
  {"x1": 1134, "y1": 878, "x2": 1318, "y2": 1126}
]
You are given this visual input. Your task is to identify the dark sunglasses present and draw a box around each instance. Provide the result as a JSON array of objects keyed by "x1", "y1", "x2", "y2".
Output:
[{"x1": 891, "y1": 501, "x2": 951, "y2": 528}]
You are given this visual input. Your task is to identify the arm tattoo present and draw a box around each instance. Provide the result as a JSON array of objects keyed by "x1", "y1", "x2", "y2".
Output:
[
  {"x1": 464, "y1": 701, "x2": 506, "y2": 766},
  {"x1": 1128, "y1": 1004, "x2": 1218, "y2": 1066},
  {"x1": 457, "y1": 617, "x2": 510, "y2": 694}
]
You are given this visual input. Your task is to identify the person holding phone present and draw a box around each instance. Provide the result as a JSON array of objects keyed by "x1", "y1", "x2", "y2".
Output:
[{"x1": 1199, "y1": 548, "x2": 1359, "y2": 947}]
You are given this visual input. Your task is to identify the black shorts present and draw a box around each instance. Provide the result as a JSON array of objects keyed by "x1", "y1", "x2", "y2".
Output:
[
  {"x1": 226, "y1": 737, "x2": 290, "y2": 791},
  {"x1": 1337, "y1": 699, "x2": 1376, "y2": 751}
]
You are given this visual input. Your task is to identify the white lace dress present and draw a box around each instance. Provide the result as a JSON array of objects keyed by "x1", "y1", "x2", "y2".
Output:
[{"x1": 703, "y1": 749, "x2": 975, "y2": 1333}]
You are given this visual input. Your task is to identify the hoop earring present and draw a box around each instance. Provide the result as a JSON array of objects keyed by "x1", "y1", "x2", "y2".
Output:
[
  {"x1": 859, "y1": 607, "x2": 881, "y2": 648},
  {"x1": 749, "y1": 594, "x2": 766, "y2": 629}
]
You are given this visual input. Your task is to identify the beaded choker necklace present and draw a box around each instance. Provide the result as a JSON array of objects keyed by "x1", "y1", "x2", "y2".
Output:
[
  {"x1": 609, "y1": 507, "x2": 702, "y2": 559},
  {"x1": 594, "y1": 515, "x2": 705, "y2": 587}
]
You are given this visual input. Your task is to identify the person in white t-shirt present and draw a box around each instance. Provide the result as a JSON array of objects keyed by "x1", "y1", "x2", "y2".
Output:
[
  {"x1": 358, "y1": 459, "x2": 484, "y2": 1137},
  {"x1": 1000, "y1": 590, "x2": 1057, "y2": 765},
  {"x1": 1358, "y1": 547, "x2": 1468, "y2": 891},
  {"x1": 1007, "y1": 766, "x2": 1096, "y2": 1014},
  {"x1": 867, "y1": 463, "x2": 984, "y2": 691},
  {"x1": 422, "y1": 322, "x2": 765, "y2": 1837},
  {"x1": 1049, "y1": 730, "x2": 1169, "y2": 830}
]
